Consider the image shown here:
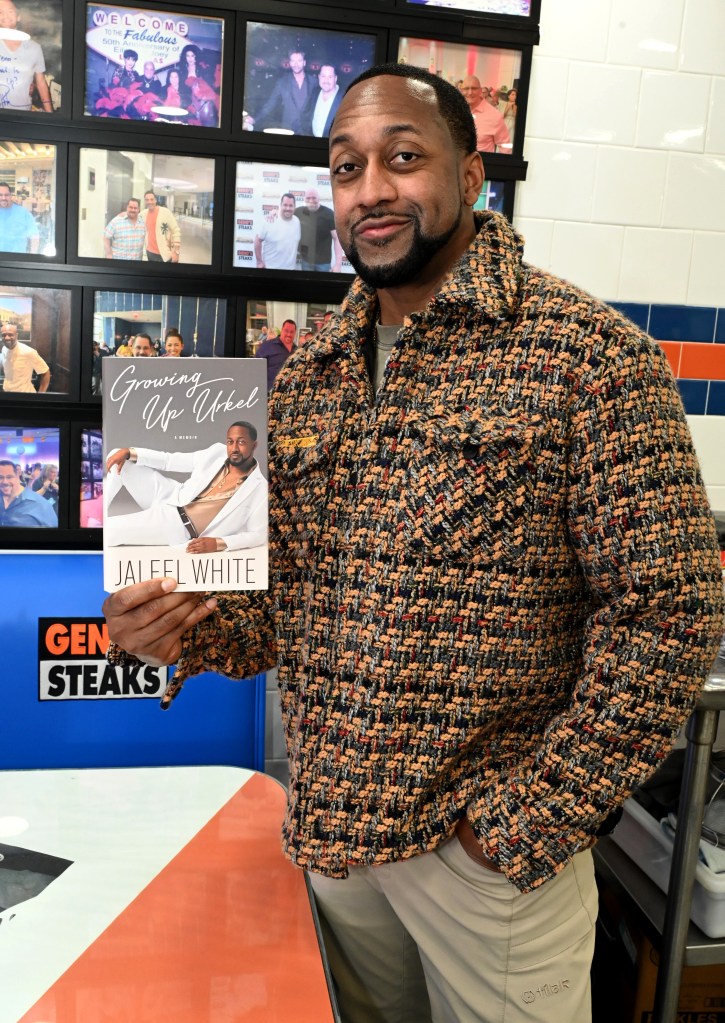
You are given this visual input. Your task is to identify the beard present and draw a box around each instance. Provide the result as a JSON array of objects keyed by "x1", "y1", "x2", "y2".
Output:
[{"x1": 343, "y1": 208, "x2": 463, "y2": 289}]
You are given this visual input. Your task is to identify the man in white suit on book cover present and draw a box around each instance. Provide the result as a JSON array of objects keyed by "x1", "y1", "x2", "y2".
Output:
[{"x1": 104, "y1": 420, "x2": 267, "y2": 553}]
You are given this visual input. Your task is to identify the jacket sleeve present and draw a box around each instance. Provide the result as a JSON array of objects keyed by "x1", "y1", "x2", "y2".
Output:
[
  {"x1": 469, "y1": 331, "x2": 724, "y2": 891},
  {"x1": 216, "y1": 476, "x2": 268, "y2": 551}
]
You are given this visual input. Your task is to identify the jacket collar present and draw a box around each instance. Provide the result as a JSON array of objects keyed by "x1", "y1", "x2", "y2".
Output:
[{"x1": 308, "y1": 210, "x2": 524, "y2": 362}]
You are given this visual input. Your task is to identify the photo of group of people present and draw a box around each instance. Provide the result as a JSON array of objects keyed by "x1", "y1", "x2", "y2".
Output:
[
  {"x1": 91, "y1": 290, "x2": 227, "y2": 394},
  {"x1": 77, "y1": 147, "x2": 214, "y2": 265},
  {"x1": 84, "y1": 3, "x2": 223, "y2": 126},
  {"x1": 234, "y1": 161, "x2": 354, "y2": 274},
  {"x1": 0, "y1": 424, "x2": 60, "y2": 528},
  {"x1": 0, "y1": 285, "x2": 72, "y2": 396},
  {"x1": 405, "y1": 0, "x2": 531, "y2": 16},
  {"x1": 0, "y1": 141, "x2": 56, "y2": 256},
  {"x1": 398, "y1": 37, "x2": 521, "y2": 153},
  {"x1": 242, "y1": 22, "x2": 377, "y2": 138},
  {"x1": 0, "y1": 0, "x2": 63, "y2": 113},
  {"x1": 80, "y1": 427, "x2": 103, "y2": 527}
]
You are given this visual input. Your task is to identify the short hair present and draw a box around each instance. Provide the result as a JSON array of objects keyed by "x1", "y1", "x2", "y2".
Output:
[
  {"x1": 123, "y1": 49, "x2": 138, "y2": 61},
  {"x1": 127, "y1": 197, "x2": 140, "y2": 208},
  {"x1": 289, "y1": 49, "x2": 305, "y2": 59},
  {"x1": 280, "y1": 192, "x2": 296, "y2": 205},
  {"x1": 144, "y1": 189, "x2": 157, "y2": 199},
  {"x1": 229, "y1": 420, "x2": 257, "y2": 441},
  {"x1": 282, "y1": 319, "x2": 296, "y2": 329},
  {"x1": 133, "y1": 333, "x2": 152, "y2": 345},
  {"x1": 0, "y1": 181, "x2": 13, "y2": 192},
  {"x1": 0, "y1": 459, "x2": 17, "y2": 472},
  {"x1": 344, "y1": 62, "x2": 477, "y2": 155}
]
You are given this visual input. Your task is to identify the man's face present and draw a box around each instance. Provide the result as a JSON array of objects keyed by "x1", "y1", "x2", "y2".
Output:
[
  {"x1": 1, "y1": 324, "x2": 18, "y2": 349},
  {"x1": 132, "y1": 336, "x2": 154, "y2": 357},
  {"x1": 0, "y1": 186, "x2": 13, "y2": 208},
  {"x1": 304, "y1": 189, "x2": 320, "y2": 211},
  {"x1": 0, "y1": 464, "x2": 20, "y2": 500},
  {"x1": 164, "y1": 336, "x2": 183, "y2": 357},
  {"x1": 288, "y1": 52, "x2": 305, "y2": 75},
  {"x1": 126, "y1": 200, "x2": 140, "y2": 221},
  {"x1": 460, "y1": 77, "x2": 483, "y2": 110},
  {"x1": 226, "y1": 426, "x2": 256, "y2": 465},
  {"x1": 319, "y1": 66, "x2": 337, "y2": 93},
  {"x1": 280, "y1": 196, "x2": 296, "y2": 220},
  {"x1": 280, "y1": 321, "x2": 296, "y2": 346},
  {"x1": 329, "y1": 75, "x2": 481, "y2": 290},
  {"x1": 144, "y1": 192, "x2": 157, "y2": 211},
  {"x1": 143, "y1": 62, "x2": 155, "y2": 80},
  {"x1": 0, "y1": 1, "x2": 19, "y2": 29}
]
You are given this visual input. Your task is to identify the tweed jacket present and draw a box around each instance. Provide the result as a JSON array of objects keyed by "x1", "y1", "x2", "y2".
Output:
[{"x1": 150, "y1": 211, "x2": 724, "y2": 892}]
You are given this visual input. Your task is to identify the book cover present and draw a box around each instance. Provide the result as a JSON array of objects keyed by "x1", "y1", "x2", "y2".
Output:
[{"x1": 102, "y1": 357, "x2": 267, "y2": 593}]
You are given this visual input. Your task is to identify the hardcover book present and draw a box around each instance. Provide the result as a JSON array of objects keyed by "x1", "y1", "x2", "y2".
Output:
[{"x1": 102, "y1": 357, "x2": 268, "y2": 593}]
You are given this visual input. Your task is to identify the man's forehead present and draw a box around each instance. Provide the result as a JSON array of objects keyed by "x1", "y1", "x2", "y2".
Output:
[{"x1": 333, "y1": 76, "x2": 441, "y2": 138}]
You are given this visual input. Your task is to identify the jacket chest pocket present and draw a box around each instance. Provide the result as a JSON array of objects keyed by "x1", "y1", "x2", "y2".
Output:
[
  {"x1": 396, "y1": 413, "x2": 543, "y2": 563},
  {"x1": 270, "y1": 434, "x2": 336, "y2": 562}
]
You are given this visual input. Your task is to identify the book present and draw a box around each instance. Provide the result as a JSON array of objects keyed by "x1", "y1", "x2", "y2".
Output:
[{"x1": 102, "y1": 357, "x2": 268, "y2": 593}]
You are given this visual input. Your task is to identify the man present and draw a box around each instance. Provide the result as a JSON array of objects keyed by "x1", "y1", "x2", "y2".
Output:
[
  {"x1": 294, "y1": 188, "x2": 343, "y2": 272},
  {"x1": 103, "y1": 65, "x2": 724, "y2": 1023},
  {"x1": 103, "y1": 198, "x2": 145, "y2": 261},
  {"x1": 139, "y1": 61, "x2": 161, "y2": 95},
  {"x1": 460, "y1": 74, "x2": 511, "y2": 153},
  {"x1": 255, "y1": 318, "x2": 296, "y2": 391},
  {"x1": 254, "y1": 193, "x2": 300, "y2": 270},
  {"x1": 245, "y1": 49, "x2": 315, "y2": 135},
  {"x1": 104, "y1": 421, "x2": 267, "y2": 553},
  {"x1": 0, "y1": 182, "x2": 40, "y2": 253},
  {"x1": 0, "y1": 322, "x2": 50, "y2": 393},
  {"x1": 143, "y1": 190, "x2": 181, "y2": 263},
  {"x1": 131, "y1": 333, "x2": 156, "y2": 357},
  {"x1": 0, "y1": 460, "x2": 57, "y2": 527},
  {"x1": 310, "y1": 64, "x2": 342, "y2": 138},
  {"x1": 31, "y1": 464, "x2": 59, "y2": 513},
  {"x1": 0, "y1": 0, "x2": 53, "y2": 112},
  {"x1": 162, "y1": 331, "x2": 184, "y2": 357}
]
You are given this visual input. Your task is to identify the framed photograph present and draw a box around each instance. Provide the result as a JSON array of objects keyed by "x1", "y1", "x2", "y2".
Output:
[
  {"x1": 232, "y1": 161, "x2": 354, "y2": 275},
  {"x1": 84, "y1": 3, "x2": 224, "y2": 128},
  {"x1": 0, "y1": 422, "x2": 60, "y2": 528},
  {"x1": 0, "y1": 0, "x2": 64, "y2": 113},
  {"x1": 245, "y1": 298, "x2": 342, "y2": 355},
  {"x1": 397, "y1": 36, "x2": 522, "y2": 154},
  {"x1": 401, "y1": 0, "x2": 533, "y2": 17},
  {"x1": 241, "y1": 21, "x2": 378, "y2": 139},
  {"x1": 89, "y1": 288, "x2": 228, "y2": 396},
  {"x1": 76, "y1": 146, "x2": 215, "y2": 265},
  {"x1": 0, "y1": 283, "x2": 74, "y2": 397},
  {"x1": 0, "y1": 141, "x2": 57, "y2": 257}
]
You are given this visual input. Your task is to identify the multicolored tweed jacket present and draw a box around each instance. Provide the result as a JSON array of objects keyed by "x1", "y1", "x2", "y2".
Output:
[{"x1": 162, "y1": 211, "x2": 725, "y2": 891}]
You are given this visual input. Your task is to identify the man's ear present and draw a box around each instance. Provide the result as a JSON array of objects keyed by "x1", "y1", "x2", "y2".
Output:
[{"x1": 461, "y1": 151, "x2": 485, "y2": 207}]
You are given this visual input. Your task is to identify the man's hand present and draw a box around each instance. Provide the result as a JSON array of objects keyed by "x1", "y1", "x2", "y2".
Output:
[
  {"x1": 102, "y1": 578, "x2": 217, "y2": 667},
  {"x1": 106, "y1": 448, "x2": 131, "y2": 473},
  {"x1": 186, "y1": 536, "x2": 223, "y2": 554},
  {"x1": 454, "y1": 817, "x2": 502, "y2": 873}
]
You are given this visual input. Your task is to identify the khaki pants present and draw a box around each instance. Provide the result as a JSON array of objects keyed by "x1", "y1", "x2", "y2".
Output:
[{"x1": 309, "y1": 841, "x2": 597, "y2": 1023}]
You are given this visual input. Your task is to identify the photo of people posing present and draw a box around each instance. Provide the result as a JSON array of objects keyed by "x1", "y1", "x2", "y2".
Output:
[
  {"x1": 405, "y1": 0, "x2": 531, "y2": 15},
  {"x1": 80, "y1": 427, "x2": 103, "y2": 528},
  {"x1": 0, "y1": 424, "x2": 60, "y2": 528},
  {"x1": 0, "y1": 141, "x2": 56, "y2": 256},
  {"x1": 234, "y1": 162, "x2": 354, "y2": 274},
  {"x1": 77, "y1": 148, "x2": 215, "y2": 265},
  {"x1": 0, "y1": 0, "x2": 63, "y2": 113},
  {"x1": 84, "y1": 3, "x2": 223, "y2": 127},
  {"x1": 242, "y1": 22, "x2": 377, "y2": 139},
  {"x1": 245, "y1": 299, "x2": 342, "y2": 390},
  {"x1": 398, "y1": 37, "x2": 522, "y2": 153},
  {"x1": 0, "y1": 285, "x2": 72, "y2": 396}
]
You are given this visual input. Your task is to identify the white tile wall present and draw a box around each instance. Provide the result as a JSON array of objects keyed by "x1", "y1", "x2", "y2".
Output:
[{"x1": 514, "y1": 0, "x2": 725, "y2": 307}]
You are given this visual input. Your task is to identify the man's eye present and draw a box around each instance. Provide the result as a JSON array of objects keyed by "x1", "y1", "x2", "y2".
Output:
[
  {"x1": 392, "y1": 151, "x2": 418, "y2": 165},
  {"x1": 332, "y1": 161, "x2": 358, "y2": 176}
]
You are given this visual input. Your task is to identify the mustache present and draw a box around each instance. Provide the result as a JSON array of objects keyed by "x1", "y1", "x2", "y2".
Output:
[{"x1": 351, "y1": 210, "x2": 416, "y2": 233}]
